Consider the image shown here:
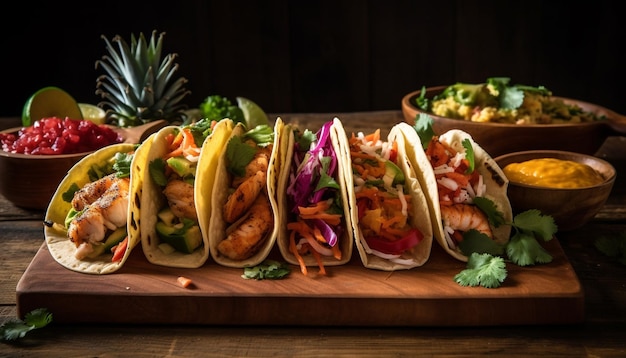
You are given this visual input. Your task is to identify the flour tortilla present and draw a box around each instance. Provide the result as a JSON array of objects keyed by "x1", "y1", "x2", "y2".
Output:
[
  {"x1": 44, "y1": 143, "x2": 140, "y2": 274},
  {"x1": 343, "y1": 124, "x2": 433, "y2": 271},
  {"x1": 275, "y1": 117, "x2": 354, "y2": 268},
  {"x1": 400, "y1": 125, "x2": 513, "y2": 262},
  {"x1": 207, "y1": 119, "x2": 283, "y2": 268}
]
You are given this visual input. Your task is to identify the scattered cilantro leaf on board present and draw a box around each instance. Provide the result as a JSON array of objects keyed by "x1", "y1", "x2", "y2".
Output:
[
  {"x1": 1, "y1": 308, "x2": 52, "y2": 341},
  {"x1": 594, "y1": 232, "x2": 626, "y2": 265},
  {"x1": 454, "y1": 253, "x2": 507, "y2": 288},
  {"x1": 242, "y1": 260, "x2": 291, "y2": 280},
  {"x1": 455, "y1": 209, "x2": 558, "y2": 288}
]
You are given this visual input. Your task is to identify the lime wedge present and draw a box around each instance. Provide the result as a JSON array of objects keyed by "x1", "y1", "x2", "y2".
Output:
[
  {"x1": 78, "y1": 103, "x2": 107, "y2": 124},
  {"x1": 22, "y1": 86, "x2": 83, "y2": 126},
  {"x1": 236, "y1": 97, "x2": 269, "y2": 128}
]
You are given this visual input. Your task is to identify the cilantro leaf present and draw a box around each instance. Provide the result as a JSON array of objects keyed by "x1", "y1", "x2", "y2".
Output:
[
  {"x1": 506, "y1": 231, "x2": 553, "y2": 266},
  {"x1": 149, "y1": 158, "x2": 168, "y2": 186},
  {"x1": 412, "y1": 113, "x2": 435, "y2": 150},
  {"x1": 296, "y1": 129, "x2": 316, "y2": 153},
  {"x1": 499, "y1": 86, "x2": 525, "y2": 109},
  {"x1": 226, "y1": 136, "x2": 257, "y2": 177},
  {"x1": 473, "y1": 196, "x2": 506, "y2": 228},
  {"x1": 513, "y1": 209, "x2": 557, "y2": 241},
  {"x1": 315, "y1": 156, "x2": 340, "y2": 192},
  {"x1": 458, "y1": 230, "x2": 505, "y2": 257},
  {"x1": 594, "y1": 232, "x2": 626, "y2": 265},
  {"x1": 242, "y1": 260, "x2": 291, "y2": 280},
  {"x1": 243, "y1": 124, "x2": 274, "y2": 147},
  {"x1": 113, "y1": 151, "x2": 135, "y2": 178},
  {"x1": 454, "y1": 253, "x2": 507, "y2": 288},
  {"x1": 461, "y1": 139, "x2": 475, "y2": 173},
  {"x1": 1, "y1": 308, "x2": 52, "y2": 341}
]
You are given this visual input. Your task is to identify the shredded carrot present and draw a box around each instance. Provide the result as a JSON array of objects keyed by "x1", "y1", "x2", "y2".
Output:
[
  {"x1": 177, "y1": 276, "x2": 193, "y2": 288},
  {"x1": 310, "y1": 249, "x2": 326, "y2": 276},
  {"x1": 331, "y1": 243, "x2": 342, "y2": 261},
  {"x1": 289, "y1": 230, "x2": 308, "y2": 276},
  {"x1": 297, "y1": 200, "x2": 331, "y2": 215},
  {"x1": 363, "y1": 128, "x2": 380, "y2": 144},
  {"x1": 165, "y1": 127, "x2": 200, "y2": 160}
]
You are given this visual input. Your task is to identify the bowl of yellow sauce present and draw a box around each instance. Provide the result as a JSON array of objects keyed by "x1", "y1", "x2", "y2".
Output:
[{"x1": 495, "y1": 150, "x2": 616, "y2": 231}]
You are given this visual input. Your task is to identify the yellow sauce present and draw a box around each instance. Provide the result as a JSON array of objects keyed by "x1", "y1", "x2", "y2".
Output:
[{"x1": 503, "y1": 158, "x2": 604, "y2": 189}]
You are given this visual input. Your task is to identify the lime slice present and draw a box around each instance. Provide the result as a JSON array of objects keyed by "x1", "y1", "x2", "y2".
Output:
[
  {"x1": 236, "y1": 97, "x2": 269, "y2": 128},
  {"x1": 22, "y1": 86, "x2": 83, "y2": 126},
  {"x1": 79, "y1": 103, "x2": 107, "y2": 124}
]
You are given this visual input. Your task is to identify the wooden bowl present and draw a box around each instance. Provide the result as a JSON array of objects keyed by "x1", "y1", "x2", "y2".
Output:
[
  {"x1": 494, "y1": 150, "x2": 616, "y2": 231},
  {"x1": 0, "y1": 145, "x2": 92, "y2": 210},
  {"x1": 401, "y1": 86, "x2": 626, "y2": 158}
]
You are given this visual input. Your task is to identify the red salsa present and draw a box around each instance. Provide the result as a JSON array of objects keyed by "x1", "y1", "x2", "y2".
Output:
[{"x1": 0, "y1": 117, "x2": 123, "y2": 155}]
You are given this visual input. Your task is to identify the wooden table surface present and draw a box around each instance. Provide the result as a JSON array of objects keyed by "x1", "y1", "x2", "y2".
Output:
[{"x1": 2, "y1": 112, "x2": 626, "y2": 357}]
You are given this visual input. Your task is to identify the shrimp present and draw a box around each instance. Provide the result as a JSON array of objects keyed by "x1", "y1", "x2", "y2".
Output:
[
  {"x1": 440, "y1": 203, "x2": 493, "y2": 238},
  {"x1": 67, "y1": 176, "x2": 130, "y2": 259},
  {"x1": 163, "y1": 179, "x2": 197, "y2": 221},
  {"x1": 218, "y1": 194, "x2": 273, "y2": 260},
  {"x1": 223, "y1": 170, "x2": 266, "y2": 223}
]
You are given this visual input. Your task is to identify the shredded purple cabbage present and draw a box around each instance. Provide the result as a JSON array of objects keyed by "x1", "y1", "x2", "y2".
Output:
[{"x1": 286, "y1": 121, "x2": 342, "y2": 247}]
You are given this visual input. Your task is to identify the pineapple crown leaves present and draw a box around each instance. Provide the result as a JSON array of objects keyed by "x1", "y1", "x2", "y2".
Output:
[{"x1": 95, "y1": 30, "x2": 191, "y2": 127}]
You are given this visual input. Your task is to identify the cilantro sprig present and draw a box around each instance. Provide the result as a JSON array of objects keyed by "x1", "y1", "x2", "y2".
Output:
[
  {"x1": 455, "y1": 208, "x2": 557, "y2": 288},
  {"x1": 1, "y1": 308, "x2": 52, "y2": 341},
  {"x1": 594, "y1": 232, "x2": 626, "y2": 265},
  {"x1": 242, "y1": 260, "x2": 291, "y2": 280}
]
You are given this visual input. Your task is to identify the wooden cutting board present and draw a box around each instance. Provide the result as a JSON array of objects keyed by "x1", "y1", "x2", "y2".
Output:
[{"x1": 16, "y1": 239, "x2": 583, "y2": 326}]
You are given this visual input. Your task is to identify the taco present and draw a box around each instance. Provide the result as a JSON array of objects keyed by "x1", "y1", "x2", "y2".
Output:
[
  {"x1": 275, "y1": 117, "x2": 353, "y2": 275},
  {"x1": 44, "y1": 143, "x2": 141, "y2": 274},
  {"x1": 206, "y1": 118, "x2": 283, "y2": 267},
  {"x1": 343, "y1": 124, "x2": 433, "y2": 271},
  {"x1": 139, "y1": 119, "x2": 229, "y2": 268},
  {"x1": 403, "y1": 118, "x2": 513, "y2": 262}
]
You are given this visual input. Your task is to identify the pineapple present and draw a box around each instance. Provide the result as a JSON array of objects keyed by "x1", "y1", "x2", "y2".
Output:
[{"x1": 95, "y1": 30, "x2": 190, "y2": 127}]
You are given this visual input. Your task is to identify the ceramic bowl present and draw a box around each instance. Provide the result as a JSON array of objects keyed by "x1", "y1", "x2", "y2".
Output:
[
  {"x1": 401, "y1": 86, "x2": 626, "y2": 158},
  {"x1": 494, "y1": 150, "x2": 616, "y2": 231}
]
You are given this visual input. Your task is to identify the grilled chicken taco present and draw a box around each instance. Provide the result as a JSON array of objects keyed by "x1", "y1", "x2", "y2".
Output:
[
  {"x1": 207, "y1": 118, "x2": 283, "y2": 268},
  {"x1": 44, "y1": 143, "x2": 142, "y2": 274},
  {"x1": 404, "y1": 118, "x2": 512, "y2": 262},
  {"x1": 343, "y1": 124, "x2": 433, "y2": 271},
  {"x1": 139, "y1": 119, "x2": 228, "y2": 268},
  {"x1": 275, "y1": 118, "x2": 353, "y2": 275}
]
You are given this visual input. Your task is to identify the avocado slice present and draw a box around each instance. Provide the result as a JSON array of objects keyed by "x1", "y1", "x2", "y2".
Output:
[
  {"x1": 383, "y1": 160, "x2": 405, "y2": 187},
  {"x1": 155, "y1": 221, "x2": 202, "y2": 254},
  {"x1": 86, "y1": 227, "x2": 128, "y2": 259},
  {"x1": 167, "y1": 156, "x2": 195, "y2": 178}
]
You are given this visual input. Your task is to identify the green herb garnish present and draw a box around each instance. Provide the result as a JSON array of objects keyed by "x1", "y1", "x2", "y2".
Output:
[
  {"x1": 242, "y1": 260, "x2": 291, "y2": 280},
  {"x1": 1, "y1": 308, "x2": 52, "y2": 341}
]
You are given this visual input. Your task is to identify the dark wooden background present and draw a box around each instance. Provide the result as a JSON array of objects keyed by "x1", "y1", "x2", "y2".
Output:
[{"x1": 2, "y1": 0, "x2": 624, "y2": 118}]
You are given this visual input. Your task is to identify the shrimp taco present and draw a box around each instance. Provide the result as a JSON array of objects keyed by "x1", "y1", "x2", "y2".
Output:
[
  {"x1": 275, "y1": 118, "x2": 353, "y2": 275},
  {"x1": 139, "y1": 119, "x2": 230, "y2": 268},
  {"x1": 403, "y1": 117, "x2": 513, "y2": 262},
  {"x1": 44, "y1": 143, "x2": 142, "y2": 274},
  {"x1": 206, "y1": 118, "x2": 283, "y2": 268},
  {"x1": 343, "y1": 124, "x2": 433, "y2": 271}
]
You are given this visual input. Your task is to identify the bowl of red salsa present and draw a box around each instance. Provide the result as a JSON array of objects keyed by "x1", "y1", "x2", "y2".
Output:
[{"x1": 0, "y1": 117, "x2": 123, "y2": 210}]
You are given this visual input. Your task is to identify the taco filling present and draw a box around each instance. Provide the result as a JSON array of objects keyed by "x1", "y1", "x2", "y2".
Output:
[
  {"x1": 217, "y1": 124, "x2": 275, "y2": 261},
  {"x1": 348, "y1": 129, "x2": 425, "y2": 265},
  {"x1": 62, "y1": 149, "x2": 135, "y2": 261},
  {"x1": 284, "y1": 120, "x2": 348, "y2": 275},
  {"x1": 148, "y1": 119, "x2": 216, "y2": 256}
]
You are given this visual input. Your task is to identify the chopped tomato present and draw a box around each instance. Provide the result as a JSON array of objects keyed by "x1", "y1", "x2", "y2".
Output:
[
  {"x1": 111, "y1": 237, "x2": 128, "y2": 262},
  {"x1": 365, "y1": 229, "x2": 423, "y2": 255}
]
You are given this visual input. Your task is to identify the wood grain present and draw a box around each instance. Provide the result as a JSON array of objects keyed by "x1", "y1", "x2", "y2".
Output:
[{"x1": 17, "y1": 237, "x2": 583, "y2": 326}]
